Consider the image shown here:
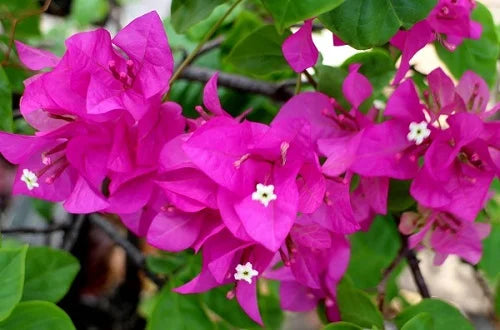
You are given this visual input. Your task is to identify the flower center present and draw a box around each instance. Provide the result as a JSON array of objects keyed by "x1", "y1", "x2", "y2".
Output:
[
  {"x1": 234, "y1": 262, "x2": 259, "y2": 284},
  {"x1": 108, "y1": 59, "x2": 136, "y2": 88},
  {"x1": 251, "y1": 183, "x2": 277, "y2": 207},
  {"x1": 20, "y1": 169, "x2": 39, "y2": 190},
  {"x1": 407, "y1": 121, "x2": 431, "y2": 145}
]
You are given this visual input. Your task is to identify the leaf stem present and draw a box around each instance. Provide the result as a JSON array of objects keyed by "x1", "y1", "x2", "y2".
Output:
[
  {"x1": 164, "y1": 0, "x2": 244, "y2": 101},
  {"x1": 406, "y1": 248, "x2": 431, "y2": 298},
  {"x1": 294, "y1": 73, "x2": 302, "y2": 94},
  {"x1": 376, "y1": 241, "x2": 408, "y2": 312},
  {"x1": 303, "y1": 70, "x2": 317, "y2": 89}
]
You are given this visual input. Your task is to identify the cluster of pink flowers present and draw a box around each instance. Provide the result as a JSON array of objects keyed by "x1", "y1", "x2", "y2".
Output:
[
  {"x1": 0, "y1": 3, "x2": 497, "y2": 325},
  {"x1": 283, "y1": 0, "x2": 481, "y2": 84}
]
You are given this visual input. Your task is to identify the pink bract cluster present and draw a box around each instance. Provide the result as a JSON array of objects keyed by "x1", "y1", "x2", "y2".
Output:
[
  {"x1": 0, "y1": 8, "x2": 498, "y2": 325},
  {"x1": 283, "y1": 0, "x2": 481, "y2": 84}
]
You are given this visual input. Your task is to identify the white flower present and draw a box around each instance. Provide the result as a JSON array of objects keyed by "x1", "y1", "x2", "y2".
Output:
[
  {"x1": 234, "y1": 262, "x2": 259, "y2": 284},
  {"x1": 251, "y1": 183, "x2": 277, "y2": 207},
  {"x1": 20, "y1": 169, "x2": 39, "y2": 190},
  {"x1": 407, "y1": 121, "x2": 431, "y2": 145}
]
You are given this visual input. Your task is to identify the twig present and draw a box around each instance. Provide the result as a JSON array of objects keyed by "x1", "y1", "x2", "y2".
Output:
[
  {"x1": 63, "y1": 214, "x2": 85, "y2": 251},
  {"x1": 303, "y1": 70, "x2": 317, "y2": 89},
  {"x1": 469, "y1": 263, "x2": 498, "y2": 323},
  {"x1": 294, "y1": 73, "x2": 302, "y2": 95},
  {"x1": 89, "y1": 215, "x2": 164, "y2": 287},
  {"x1": 377, "y1": 242, "x2": 408, "y2": 311},
  {"x1": 406, "y1": 248, "x2": 431, "y2": 298},
  {"x1": 166, "y1": 0, "x2": 244, "y2": 94},
  {"x1": 1, "y1": 0, "x2": 53, "y2": 66},
  {"x1": 1, "y1": 222, "x2": 70, "y2": 234},
  {"x1": 195, "y1": 36, "x2": 225, "y2": 60},
  {"x1": 179, "y1": 66, "x2": 295, "y2": 102}
]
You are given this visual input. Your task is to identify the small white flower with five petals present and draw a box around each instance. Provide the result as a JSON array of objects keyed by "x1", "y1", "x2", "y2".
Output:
[
  {"x1": 20, "y1": 169, "x2": 39, "y2": 190},
  {"x1": 251, "y1": 183, "x2": 277, "y2": 207},
  {"x1": 407, "y1": 121, "x2": 431, "y2": 145},
  {"x1": 234, "y1": 262, "x2": 259, "y2": 284}
]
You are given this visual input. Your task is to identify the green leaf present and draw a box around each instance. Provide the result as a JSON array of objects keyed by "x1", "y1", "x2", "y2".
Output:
[
  {"x1": 171, "y1": 0, "x2": 227, "y2": 33},
  {"x1": 320, "y1": 0, "x2": 437, "y2": 49},
  {"x1": 436, "y1": 3, "x2": 500, "y2": 87},
  {"x1": 336, "y1": 280, "x2": 384, "y2": 329},
  {"x1": 317, "y1": 65, "x2": 349, "y2": 108},
  {"x1": 347, "y1": 216, "x2": 402, "y2": 296},
  {"x1": 71, "y1": 0, "x2": 110, "y2": 27},
  {"x1": 30, "y1": 199, "x2": 54, "y2": 221},
  {"x1": 323, "y1": 321, "x2": 363, "y2": 329},
  {"x1": 0, "y1": 0, "x2": 41, "y2": 39},
  {"x1": 395, "y1": 299, "x2": 474, "y2": 330},
  {"x1": 258, "y1": 281, "x2": 284, "y2": 329},
  {"x1": 342, "y1": 49, "x2": 395, "y2": 95},
  {"x1": 186, "y1": 3, "x2": 240, "y2": 41},
  {"x1": 147, "y1": 286, "x2": 213, "y2": 330},
  {"x1": 203, "y1": 286, "x2": 257, "y2": 328},
  {"x1": 0, "y1": 301, "x2": 75, "y2": 330},
  {"x1": 260, "y1": 0, "x2": 345, "y2": 31},
  {"x1": 388, "y1": 179, "x2": 416, "y2": 212},
  {"x1": 401, "y1": 313, "x2": 434, "y2": 330},
  {"x1": 22, "y1": 246, "x2": 80, "y2": 303},
  {"x1": 226, "y1": 25, "x2": 291, "y2": 77},
  {"x1": 478, "y1": 222, "x2": 500, "y2": 280},
  {"x1": 0, "y1": 67, "x2": 12, "y2": 132},
  {"x1": 0, "y1": 246, "x2": 27, "y2": 321},
  {"x1": 495, "y1": 282, "x2": 500, "y2": 317},
  {"x1": 221, "y1": 11, "x2": 264, "y2": 57}
]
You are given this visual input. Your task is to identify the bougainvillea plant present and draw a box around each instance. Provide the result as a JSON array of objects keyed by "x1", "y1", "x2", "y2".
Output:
[{"x1": 0, "y1": 0, "x2": 498, "y2": 329}]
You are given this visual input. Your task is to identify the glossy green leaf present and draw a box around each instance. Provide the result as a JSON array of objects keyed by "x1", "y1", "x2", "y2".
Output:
[
  {"x1": 0, "y1": 301, "x2": 75, "y2": 330},
  {"x1": 336, "y1": 280, "x2": 384, "y2": 329},
  {"x1": 395, "y1": 299, "x2": 474, "y2": 330},
  {"x1": 0, "y1": 246, "x2": 27, "y2": 321},
  {"x1": 323, "y1": 321, "x2": 363, "y2": 329},
  {"x1": 436, "y1": 3, "x2": 500, "y2": 87},
  {"x1": 0, "y1": 67, "x2": 13, "y2": 132},
  {"x1": 317, "y1": 65, "x2": 349, "y2": 108},
  {"x1": 347, "y1": 215, "x2": 402, "y2": 301},
  {"x1": 71, "y1": 0, "x2": 109, "y2": 27},
  {"x1": 147, "y1": 286, "x2": 212, "y2": 330},
  {"x1": 0, "y1": 0, "x2": 41, "y2": 39},
  {"x1": 320, "y1": 0, "x2": 437, "y2": 49},
  {"x1": 260, "y1": 0, "x2": 345, "y2": 31},
  {"x1": 226, "y1": 25, "x2": 291, "y2": 77},
  {"x1": 186, "y1": 3, "x2": 240, "y2": 41},
  {"x1": 22, "y1": 246, "x2": 80, "y2": 303},
  {"x1": 202, "y1": 286, "x2": 257, "y2": 328},
  {"x1": 388, "y1": 179, "x2": 416, "y2": 212},
  {"x1": 478, "y1": 222, "x2": 500, "y2": 280},
  {"x1": 171, "y1": 0, "x2": 227, "y2": 33},
  {"x1": 401, "y1": 313, "x2": 434, "y2": 330}
]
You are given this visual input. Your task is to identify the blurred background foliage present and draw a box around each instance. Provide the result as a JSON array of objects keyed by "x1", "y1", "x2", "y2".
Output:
[{"x1": 0, "y1": 0, "x2": 498, "y2": 329}]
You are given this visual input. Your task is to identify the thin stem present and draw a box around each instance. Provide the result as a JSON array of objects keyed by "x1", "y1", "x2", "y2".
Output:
[
  {"x1": 165, "y1": 0, "x2": 244, "y2": 100},
  {"x1": 294, "y1": 73, "x2": 302, "y2": 95},
  {"x1": 377, "y1": 242, "x2": 408, "y2": 311},
  {"x1": 62, "y1": 214, "x2": 85, "y2": 251},
  {"x1": 406, "y1": 248, "x2": 431, "y2": 298},
  {"x1": 179, "y1": 66, "x2": 295, "y2": 101},
  {"x1": 303, "y1": 70, "x2": 317, "y2": 89},
  {"x1": 89, "y1": 215, "x2": 164, "y2": 287},
  {"x1": 1, "y1": 223, "x2": 70, "y2": 234},
  {"x1": 469, "y1": 263, "x2": 497, "y2": 322},
  {"x1": 1, "y1": 0, "x2": 52, "y2": 66}
]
